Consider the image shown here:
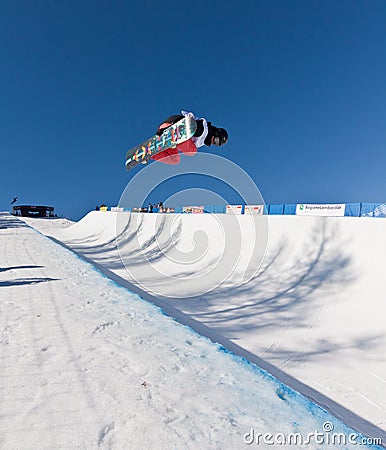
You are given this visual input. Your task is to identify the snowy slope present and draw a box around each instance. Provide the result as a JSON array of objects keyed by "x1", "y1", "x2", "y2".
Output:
[
  {"x1": 22, "y1": 210, "x2": 386, "y2": 444},
  {"x1": 3, "y1": 212, "x2": 383, "y2": 449}
]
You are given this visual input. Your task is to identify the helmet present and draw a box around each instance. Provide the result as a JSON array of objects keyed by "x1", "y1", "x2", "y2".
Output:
[{"x1": 212, "y1": 127, "x2": 228, "y2": 146}]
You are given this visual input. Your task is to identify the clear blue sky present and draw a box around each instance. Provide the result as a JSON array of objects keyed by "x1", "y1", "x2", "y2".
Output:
[{"x1": 1, "y1": 0, "x2": 385, "y2": 220}]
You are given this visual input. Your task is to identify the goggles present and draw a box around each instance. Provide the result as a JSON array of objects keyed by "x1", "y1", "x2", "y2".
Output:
[{"x1": 213, "y1": 135, "x2": 222, "y2": 146}]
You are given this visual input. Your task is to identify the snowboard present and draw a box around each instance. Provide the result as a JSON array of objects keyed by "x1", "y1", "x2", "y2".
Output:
[{"x1": 125, "y1": 116, "x2": 197, "y2": 170}]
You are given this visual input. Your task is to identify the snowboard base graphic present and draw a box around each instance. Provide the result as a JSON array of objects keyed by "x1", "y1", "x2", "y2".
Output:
[{"x1": 125, "y1": 116, "x2": 197, "y2": 170}]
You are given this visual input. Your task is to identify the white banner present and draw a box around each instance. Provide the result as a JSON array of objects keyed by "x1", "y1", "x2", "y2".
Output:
[
  {"x1": 296, "y1": 204, "x2": 346, "y2": 217},
  {"x1": 245, "y1": 205, "x2": 264, "y2": 215},
  {"x1": 226, "y1": 205, "x2": 243, "y2": 215},
  {"x1": 373, "y1": 203, "x2": 386, "y2": 218},
  {"x1": 183, "y1": 206, "x2": 204, "y2": 214}
]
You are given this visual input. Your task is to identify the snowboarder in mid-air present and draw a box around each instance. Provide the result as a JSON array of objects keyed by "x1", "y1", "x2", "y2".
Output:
[
  {"x1": 11, "y1": 197, "x2": 18, "y2": 205},
  {"x1": 125, "y1": 110, "x2": 229, "y2": 170},
  {"x1": 150, "y1": 111, "x2": 228, "y2": 165}
]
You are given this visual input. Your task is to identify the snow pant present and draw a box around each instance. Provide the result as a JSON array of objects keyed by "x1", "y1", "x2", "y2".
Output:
[{"x1": 151, "y1": 122, "x2": 197, "y2": 165}]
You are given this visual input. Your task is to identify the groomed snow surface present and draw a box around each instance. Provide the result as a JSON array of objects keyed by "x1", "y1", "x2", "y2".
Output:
[{"x1": 1, "y1": 211, "x2": 385, "y2": 449}]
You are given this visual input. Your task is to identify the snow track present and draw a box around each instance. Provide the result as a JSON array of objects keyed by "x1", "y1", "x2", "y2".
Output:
[
  {"x1": 31, "y1": 211, "x2": 386, "y2": 441},
  {"x1": 0, "y1": 216, "x2": 115, "y2": 447},
  {"x1": 2, "y1": 213, "x2": 385, "y2": 448}
]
